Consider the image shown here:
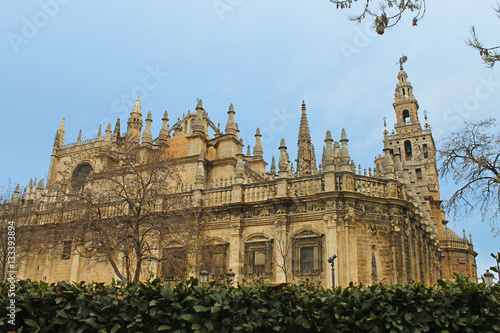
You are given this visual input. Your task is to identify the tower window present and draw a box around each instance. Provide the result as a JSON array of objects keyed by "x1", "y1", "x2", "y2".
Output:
[
  {"x1": 404, "y1": 140, "x2": 412, "y2": 160},
  {"x1": 423, "y1": 144, "x2": 429, "y2": 158},
  {"x1": 416, "y1": 168, "x2": 423, "y2": 182},
  {"x1": 402, "y1": 110, "x2": 410, "y2": 124}
]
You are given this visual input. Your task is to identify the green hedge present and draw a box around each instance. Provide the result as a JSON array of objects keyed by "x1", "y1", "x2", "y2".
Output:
[{"x1": 1, "y1": 276, "x2": 499, "y2": 332}]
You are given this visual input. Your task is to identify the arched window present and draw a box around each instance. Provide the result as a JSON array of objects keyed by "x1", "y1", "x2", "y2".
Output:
[
  {"x1": 404, "y1": 140, "x2": 412, "y2": 160},
  {"x1": 402, "y1": 109, "x2": 411, "y2": 124},
  {"x1": 71, "y1": 163, "x2": 93, "y2": 191}
]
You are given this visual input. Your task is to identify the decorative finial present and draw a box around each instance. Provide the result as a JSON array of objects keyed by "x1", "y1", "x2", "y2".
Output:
[
  {"x1": 398, "y1": 55, "x2": 408, "y2": 70},
  {"x1": 423, "y1": 110, "x2": 430, "y2": 129},
  {"x1": 133, "y1": 97, "x2": 141, "y2": 113}
]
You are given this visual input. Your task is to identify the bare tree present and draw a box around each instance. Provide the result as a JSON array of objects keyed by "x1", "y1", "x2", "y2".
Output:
[
  {"x1": 438, "y1": 118, "x2": 499, "y2": 232},
  {"x1": 269, "y1": 221, "x2": 295, "y2": 283},
  {"x1": 329, "y1": 0, "x2": 500, "y2": 67},
  {"x1": 467, "y1": 5, "x2": 500, "y2": 68},
  {"x1": 62, "y1": 143, "x2": 208, "y2": 282},
  {"x1": 328, "y1": 0, "x2": 425, "y2": 35}
]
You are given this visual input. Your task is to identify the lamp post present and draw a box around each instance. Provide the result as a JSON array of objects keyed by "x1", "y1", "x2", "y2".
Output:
[
  {"x1": 484, "y1": 269, "x2": 494, "y2": 285},
  {"x1": 226, "y1": 269, "x2": 236, "y2": 287},
  {"x1": 327, "y1": 255, "x2": 337, "y2": 288},
  {"x1": 199, "y1": 270, "x2": 209, "y2": 284}
]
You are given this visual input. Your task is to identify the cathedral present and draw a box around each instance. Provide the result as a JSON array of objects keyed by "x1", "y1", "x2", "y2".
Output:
[{"x1": 3, "y1": 67, "x2": 477, "y2": 286}]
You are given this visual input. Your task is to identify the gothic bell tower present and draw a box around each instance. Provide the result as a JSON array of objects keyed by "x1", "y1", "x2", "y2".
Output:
[
  {"x1": 385, "y1": 61, "x2": 440, "y2": 201},
  {"x1": 126, "y1": 97, "x2": 143, "y2": 143},
  {"x1": 393, "y1": 68, "x2": 421, "y2": 134}
]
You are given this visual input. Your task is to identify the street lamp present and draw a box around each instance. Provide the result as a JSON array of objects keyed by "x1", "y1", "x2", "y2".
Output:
[
  {"x1": 226, "y1": 269, "x2": 236, "y2": 287},
  {"x1": 327, "y1": 254, "x2": 337, "y2": 288},
  {"x1": 484, "y1": 269, "x2": 494, "y2": 285},
  {"x1": 199, "y1": 270, "x2": 209, "y2": 284}
]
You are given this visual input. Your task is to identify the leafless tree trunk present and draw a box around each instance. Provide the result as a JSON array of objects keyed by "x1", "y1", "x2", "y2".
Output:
[{"x1": 269, "y1": 220, "x2": 295, "y2": 283}]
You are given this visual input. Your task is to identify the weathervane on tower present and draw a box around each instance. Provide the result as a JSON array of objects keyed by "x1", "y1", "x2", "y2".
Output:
[{"x1": 398, "y1": 55, "x2": 408, "y2": 70}]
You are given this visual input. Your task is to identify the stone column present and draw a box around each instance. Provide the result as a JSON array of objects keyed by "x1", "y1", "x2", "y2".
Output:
[
  {"x1": 346, "y1": 210, "x2": 358, "y2": 284},
  {"x1": 231, "y1": 184, "x2": 243, "y2": 203},
  {"x1": 229, "y1": 217, "x2": 243, "y2": 284},
  {"x1": 70, "y1": 253, "x2": 81, "y2": 282},
  {"x1": 323, "y1": 203, "x2": 338, "y2": 288}
]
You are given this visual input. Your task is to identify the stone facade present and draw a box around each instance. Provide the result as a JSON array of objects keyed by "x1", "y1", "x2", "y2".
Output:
[{"x1": 2, "y1": 68, "x2": 477, "y2": 286}]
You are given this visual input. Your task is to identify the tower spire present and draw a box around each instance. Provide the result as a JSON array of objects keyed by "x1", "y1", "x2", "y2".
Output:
[
  {"x1": 141, "y1": 111, "x2": 153, "y2": 147},
  {"x1": 158, "y1": 111, "x2": 170, "y2": 144},
  {"x1": 192, "y1": 101, "x2": 205, "y2": 135},
  {"x1": 54, "y1": 117, "x2": 65, "y2": 148},
  {"x1": 113, "y1": 119, "x2": 121, "y2": 139},
  {"x1": 323, "y1": 130, "x2": 334, "y2": 172},
  {"x1": 225, "y1": 103, "x2": 238, "y2": 137},
  {"x1": 311, "y1": 144, "x2": 317, "y2": 174},
  {"x1": 278, "y1": 138, "x2": 289, "y2": 177},
  {"x1": 340, "y1": 128, "x2": 350, "y2": 172},
  {"x1": 297, "y1": 101, "x2": 313, "y2": 175},
  {"x1": 104, "y1": 122, "x2": 112, "y2": 142},
  {"x1": 270, "y1": 156, "x2": 276, "y2": 175},
  {"x1": 253, "y1": 128, "x2": 263, "y2": 158},
  {"x1": 126, "y1": 97, "x2": 143, "y2": 142}
]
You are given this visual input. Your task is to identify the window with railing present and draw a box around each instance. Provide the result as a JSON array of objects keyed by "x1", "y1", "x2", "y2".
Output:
[
  {"x1": 292, "y1": 232, "x2": 322, "y2": 275},
  {"x1": 161, "y1": 247, "x2": 187, "y2": 281},
  {"x1": 244, "y1": 241, "x2": 272, "y2": 276},
  {"x1": 200, "y1": 243, "x2": 228, "y2": 281}
]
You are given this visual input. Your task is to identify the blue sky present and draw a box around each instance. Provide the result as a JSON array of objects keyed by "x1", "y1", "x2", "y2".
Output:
[{"x1": 1, "y1": 0, "x2": 498, "y2": 280}]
